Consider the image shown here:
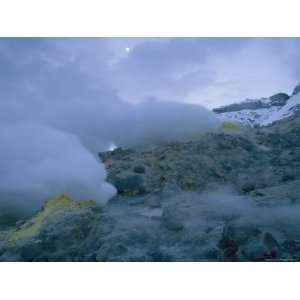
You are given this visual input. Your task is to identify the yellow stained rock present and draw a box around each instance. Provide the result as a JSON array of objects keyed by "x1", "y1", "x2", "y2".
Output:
[
  {"x1": 8, "y1": 194, "x2": 96, "y2": 242},
  {"x1": 221, "y1": 121, "x2": 241, "y2": 130}
]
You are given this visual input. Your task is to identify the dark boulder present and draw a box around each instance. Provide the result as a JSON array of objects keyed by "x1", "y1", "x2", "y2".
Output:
[
  {"x1": 111, "y1": 175, "x2": 146, "y2": 196},
  {"x1": 269, "y1": 93, "x2": 289, "y2": 106},
  {"x1": 133, "y1": 165, "x2": 146, "y2": 174}
]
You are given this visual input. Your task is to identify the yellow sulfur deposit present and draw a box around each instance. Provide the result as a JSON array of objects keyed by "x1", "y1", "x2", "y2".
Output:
[
  {"x1": 8, "y1": 194, "x2": 96, "y2": 242},
  {"x1": 221, "y1": 121, "x2": 241, "y2": 130}
]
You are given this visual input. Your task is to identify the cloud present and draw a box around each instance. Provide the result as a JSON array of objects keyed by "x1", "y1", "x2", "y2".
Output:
[
  {"x1": 0, "y1": 38, "x2": 218, "y2": 212},
  {"x1": 0, "y1": 122, "x2": 116, "y2": 211},
  {"x1": 12, "y1": 37, "x2": 299, "y2": 109},
  {"x1": 2, "y1": 37, "x2": 300, "y2": 213},
  {"x1": 112, "y1": 38, "x2": 300, "y2": 107}
]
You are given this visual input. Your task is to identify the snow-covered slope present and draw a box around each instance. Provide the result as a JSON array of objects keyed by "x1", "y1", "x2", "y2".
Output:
[
  {"x1": 260, "y1": 93, "x2": 300, "y2": 126},
  {"x1": 216, "y1": 105, "x2": 282, "y2": 127},
  {"x1": 213, "y1": 84, "x2": 300, "y2": 127}
]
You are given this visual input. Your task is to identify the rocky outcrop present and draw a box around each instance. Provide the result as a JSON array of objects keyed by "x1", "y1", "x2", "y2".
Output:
[
  {"x1": 217, "y1": 224, "x2": 280, "y2": 261},
  {"x1": 213, "y1": 84, "x2": 300, "y2": 126},
  {"x1": 213, "y1": 98, "x2": 269, "y2": 114},
  {"x1": 98, "y1": 119, "x2": 300, "y2": 201},
  {"x1": 292, "y1": 82, "x2": 300, "y2": 96},
  {"x1": 269, "y1": 93, "x2": 290, "y2": 106},
  {"x1": 213, "y1": 93, "x2": 289, "y2": 115},
  {"x1": 2, "y1": 115, "x2": 300, "y2": 261},
  {"x1": 0, "y1": 194, "x2": 97, "y2": 261},
  {"x1": 9, "y1": 194, "x2": 96, "y2": 241},
  {"x1": 100, "y1": 130, "x2": 259, "y2": 197}
]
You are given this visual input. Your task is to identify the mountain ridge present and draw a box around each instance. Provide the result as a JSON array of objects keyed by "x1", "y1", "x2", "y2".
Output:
[{"x1": 213, "y1": 83, "x2": 300, "y2": 126}]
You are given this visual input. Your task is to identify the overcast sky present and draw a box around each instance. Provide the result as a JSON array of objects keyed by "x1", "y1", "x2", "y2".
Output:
[
  {"x1": 108, "y1": 37, "x2": 300, "y2": 108},
  {"x1": 2, "y1": 38, "x2": 300, "y2": 109}
]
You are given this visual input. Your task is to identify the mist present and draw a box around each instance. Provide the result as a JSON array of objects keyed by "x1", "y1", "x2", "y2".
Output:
[
  {"x1": 0, "y1": 38, "x2": 219, "y2": 211},
  {"x1": 4, "y1": 37, "x2": 300, "y2": 213},
  {"x1": 167, "y1": 187, "x2": 300, "y2": 241}
]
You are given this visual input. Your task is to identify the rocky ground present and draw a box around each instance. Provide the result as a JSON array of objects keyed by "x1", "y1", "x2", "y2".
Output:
[{"x1": 1, "y1": 114, "x2": 300, "y2": 261}]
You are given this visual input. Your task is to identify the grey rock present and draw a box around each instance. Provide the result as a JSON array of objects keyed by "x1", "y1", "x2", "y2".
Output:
[
  {"x1": 213, "y1": 93, "x2": 288, "y2": 115},
  {"x1": 292, "y1": 82, "x2": 300, "y2": 96},
  {"x1": 133, "y1": 165, "x2": 146, "y2": 174},
  {"x1": 19, "y1": 240, "x2": 43, "y2": 261},
  {"x1": 96, "y1": 243, "x2": 128, "y2": 262},
  {"x1": 269, "y1": 93, "x2": 289, "y2": 106},
  {"x1": 111, "y1": 175, "x2": 146, "y2": 196},
  {"x1": 161, "y1": 206, "x2": 184, "y2": 231},
  {"x1": 218, "y1": 224, "x2": 281, "y2": 261},
  {"x1": 213, "y1": 99, "x2": 269, "y2": 114}
]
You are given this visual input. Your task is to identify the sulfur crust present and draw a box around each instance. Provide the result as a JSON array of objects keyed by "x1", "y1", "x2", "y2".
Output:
[
  {"x1": 221, "y1": 121, "x2": 241, "y2": 130},
  {"x1": 8, "y1": 194, "x2": 96, "y2": 242}
]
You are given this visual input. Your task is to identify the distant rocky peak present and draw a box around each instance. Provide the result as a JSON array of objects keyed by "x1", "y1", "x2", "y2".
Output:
[
  {"x1": 212, "y1": 85, "x2": 300, "y2": 127},
  {"x1": 213, "y1": 93, "x2": 288, "y2": 115},
  {"x1": 269, "y1": 93, "x2": 289, "y2": 106},
  {"x1": 292, "y1": 82, "x2": 300, "y2": 96}
]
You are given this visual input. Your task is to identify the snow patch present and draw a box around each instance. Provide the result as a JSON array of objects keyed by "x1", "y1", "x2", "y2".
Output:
[{"x1": 217, "y1": 93, "x2": 300, "y2": 127}]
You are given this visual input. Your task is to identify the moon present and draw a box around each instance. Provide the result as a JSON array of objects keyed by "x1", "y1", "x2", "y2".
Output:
[{"x1": 125, "y1": 47, "x2": 130, "y2": 53}]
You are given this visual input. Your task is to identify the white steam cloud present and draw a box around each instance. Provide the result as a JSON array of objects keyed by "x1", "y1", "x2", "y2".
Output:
[
  {"x1": 0, "y1": 122, "x2": 116, "y2": 211},
  {"x1": 0, "y1": 38, "x2": 219, "y2": 212}
]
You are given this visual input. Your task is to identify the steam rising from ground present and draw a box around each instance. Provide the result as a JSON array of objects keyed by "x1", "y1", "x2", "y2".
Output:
[
  {"x1": 0, "y1": 122, "x2": 116, "y2": 210},
  {"x1": 166, "y1": 187, "x2": 300, "y2": 241},
  {"x1": 198, "y1": 187, "x2": 300, "y2": 231},
  {"x1": 0, "y1": 39, "x2": 219, "y2": 211}
]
